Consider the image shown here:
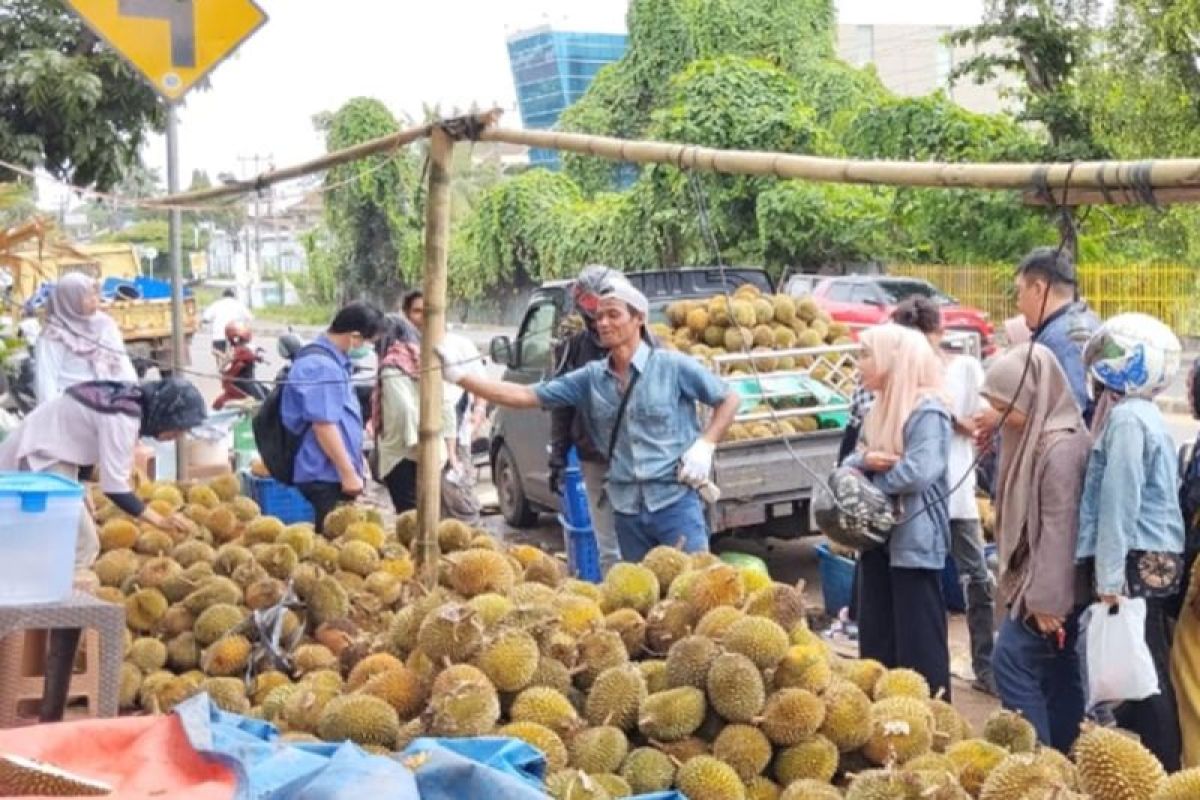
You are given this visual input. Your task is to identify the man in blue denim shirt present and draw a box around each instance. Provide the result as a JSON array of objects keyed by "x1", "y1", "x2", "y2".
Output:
[
  {"x1": 443, "y1": 283, "x2": 740, "y2": 562},
  {"x1": 282, "y1": 302, "x2": 385, "y2": 534}
]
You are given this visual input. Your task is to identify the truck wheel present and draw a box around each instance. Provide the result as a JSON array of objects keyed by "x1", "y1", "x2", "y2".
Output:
[{"x1": 495, "y1": 442, "x2": 539, "y2": 528}]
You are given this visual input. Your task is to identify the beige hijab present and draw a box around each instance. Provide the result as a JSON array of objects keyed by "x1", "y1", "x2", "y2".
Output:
[
  {"x1": 983, "y1": 344, "x2": 1086, "y2": 602},
  {"x1": 860, "y1": 324, "x2": 946, "y2": 455}
]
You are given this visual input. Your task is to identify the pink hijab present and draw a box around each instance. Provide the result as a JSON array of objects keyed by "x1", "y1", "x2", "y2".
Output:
[
  {"x1": 860, "y1": 324, "x2": 946, "y2": 455},
  {"x1": 42, "y1": 273, "x2": 128, "y2": 377}
]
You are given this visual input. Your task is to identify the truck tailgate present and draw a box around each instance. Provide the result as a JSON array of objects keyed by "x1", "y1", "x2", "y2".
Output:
[{"x1": 710, "y1": 428, "x2": 842, "y2": 531}]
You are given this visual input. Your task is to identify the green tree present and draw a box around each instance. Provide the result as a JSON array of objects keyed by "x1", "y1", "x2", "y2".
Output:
[
  {"x1": 320, "y1": 97, "x2": 423, "y2": 307},
  {"x1": 0, "y1": 0, "x2": 165, "y2": 189}
]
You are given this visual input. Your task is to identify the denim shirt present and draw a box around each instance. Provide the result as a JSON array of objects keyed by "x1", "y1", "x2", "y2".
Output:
[
  {"x1": 281, "y1": 335, "x2": 364, "y2": 484},
  {"x1": 534, "y1": 342, "x2": 730, "y2": 515},
  {"x1": 1077, "y1": 398, "x2": 1185, "y2": 595},
  {"x1": 1034, "y1": 302, "x2": 1099, "y2": 420},
  {"x1": 846, "y1": 398, "x2": 952, "y2": 570}
]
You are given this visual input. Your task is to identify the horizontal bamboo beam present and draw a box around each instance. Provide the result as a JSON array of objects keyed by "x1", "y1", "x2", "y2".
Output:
[
  {"x1": 142, "y1": 120, "x2": 435, "y2": 208},
  {"x1": 1023, "y1": 187, "x2": 1200, "y2": 207},
  {"x1": 479, "y1": 127, "x2": 1200, "y2": 197}
]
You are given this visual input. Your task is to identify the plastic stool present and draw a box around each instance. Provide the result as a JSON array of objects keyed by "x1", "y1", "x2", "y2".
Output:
[{"x1": 0, "y1": 592, "x2": 125, "y2": 727}]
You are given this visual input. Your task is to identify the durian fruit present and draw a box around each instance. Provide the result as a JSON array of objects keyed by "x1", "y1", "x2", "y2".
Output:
[
  {"x1": 555, "y1": 593, "x2": 603, "y2": 635},
  {"x1": 675, "y1": 755, "x2": 746, "y2": 800},
  {"x1": 1072, "y1": 725, "x2": 1166, "y2": 800},
  {"x1": 214, "y1": 543, "x2": 254, "y2": 576},
  {"x1": 820, "y1": 672, "x2": 870, "y2": 728},
  {"x1": 637, "y1": 686, "x2": 706, "y2": 742},
  {"x1": 545, "y1": 768, "x2": 611, "y2": 800},
  {"x1": 166, "y1": 632, "x2": 200, "y2": 671},
  {"x1": 759, "y1": 687, "x2": 825, "y2": 745},
  {"x1": 862, "y1": 696, "x2": 935, "y2": 765},
  {"x1": 344, "y1": 520, "x2": 385, "y2": 549},
  {"x1": 309, "y1": 575, "x2": 351, "y2": 626},
  {"x1": 1153, "y1": 768, "x2": 1200, "y2": 800},
  {"x1": 712, "y1": 724, "x2": 773, "y2": 782},
  {"x1": 125, "y1": 588, "x2": 169, "y2": 632},
  {"x1": 99, "y1": 518, "x2": 139, "y2": 551},
  {"x1": 473, "y1": 628, "x2": 540, "y2": 693},
  {"x1": 927, "y1": 698, "x2": 968, "y2": 752},
  {"x1": 602, "y1": 563, "x2": 660, "y2": 615},
  {"x1": 979, "y1": 753, "x2": 1074, "y2": 800},
  {"x1": 207, "y1": 473, "x2": 241, "y2": 502},
  {"x1": 182, "y1": 576, "x2": 242, "y2": 614},
  {"x1": 510, "y1": 686, "x2": 579, "y2": 734},
  {"x1": 644, "y1": 600, "x2": 696, "y2": 656},
  {"x1": 619, "y1": 747, "x2": 676, "y2": 794},
  {"x1": 0, "y1": 754, "x2": 113, "y2": 796},
  {"x1": 641, "y1": 547, "x2": 690, "y2": 592},
  {"x1": 665, "y1": 635, "x2": 720, "y2": 689},
  {"x1": 204, "y1": 506, "x2": 240, "y2": 543},
  {"x1": 201, "y1": 677, "x2": 250, "y2": 714},
  {"x1": 947, "y1": 739, "x2": 1010, "y2": 796},
  {"x1": 425, "y1": 664, "x2": 501, "y2": 736},
  {"x1": 844, "y1": 769, "x2": 928, "y2": 799},
  {"x1": 585, "y1": 664, "x2": 647, "y2": 732},
  {"x1": 982, "y1": 709, "x2": 1037, "y2": 754},
  {"x1": 722, "y1": 615, "x2": 789, "y2": 670},
  {"x1": 229, "y1": 496, "x2": 259, "y2": 521},
  {"x1": 94, "y1": 548, "x2": 140, "y2": 587},
  {"x1": 244, "y1": 578, "x2": 285, "y2": 610},
  {"x1": 337, "y1": 540, "x2": 380, "y2": 577},
  {"x1": 874, "y1": 667, "x2": 931, "y2": 700},
  {"x1": 772, "y1": 644, "x2": 834, "y2": 694},
  {"x1": 357, "y1": 666, "x2": 427, "y2": 721},
  {"x1": 841, "y1": 658, "x2": 887, "y2": 696},
  {"x1": 693, "y1": 605, "x2": 745, "y2": 639},
  {"x1": 773, "y1": 734, "x2": 839, "y2": 785},
  {"x1": 575, "y1": 628, "x2": 630, "y2": 689},
  {"x1": 436, "y1": 519, "x2": 473, "y2": 552},
  {"x1": 281, "y1": 684, "x2": 339, "y2": 734},
  {"x1": 394, "y1": 510, "x2": 418, "y2": 548},
  {"x1": 346, "y1": 652, "x2": 405, "y2": 691},
  {"x1": 293, "y1": 643, "x2": 341, "y2": 675},
  {"x1": 316, "y1": 693, "x2": 400, "y2": 748},
  {"x1": 779, "y1": 779, "x2": 841, "y2": 800},
  {"x1": 201, "y1": 634, "x2": 252, "y2": 677},
  {"x1": 499, "y1": 721, "x2": 569, "y2": 773},
  {"x1": 447, "y1": 548, "x2": 515, "y2": 597},
  {"x1": 243, "y1": 516, "x2": 284, "y2": 545},
  {"x1": 193, "y1": 603, "x2": 244, "y2": 646},
  {"x1": 569, "y1": 725, "x2": 629, "y2": 774},
  {"x1": 638, "y1": 659, "x2": 668, "y2": 694},
  {"x1": 605, "y1": 608, "x2": 647, "y2": 657},
  {"x1": 251, "y1": 671, "x2": 291, "y2": 706},
  {"x1": 746, "y1": 775, "x2": 783, "y2": 800},
  {"x1": 127, "y1": 637, "x2": 168, "y2": 672},
  {"x1": 705, "y1": 652, "x2": 765, "y2": 723},
  {"x1": 135, "y1": 527, "x2": 175, "y2": 556},
  {"x1": 685, "y1": 564, "x2": 746, "y2": 615},
  {"x1": 118, "y1": 662, "x2": 142, "y2": 709}
]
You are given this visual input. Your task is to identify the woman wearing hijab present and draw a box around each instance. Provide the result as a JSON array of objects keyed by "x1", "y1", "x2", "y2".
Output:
[
  {"x1": 843, "y1": 324, "x2": 953, "y2": 698},
  {"x1": 982, "y1": 344, "x2": 1090, "y2": 751},
  {"x1": 0, "y1": 379, "x2": 207, "y2": 570},
  {"x1": 35, "y1": 273, "x2": 137, "y2": 405},
  {"x1": 371, "y1": 319, "x2": 457, "y2": 513}
]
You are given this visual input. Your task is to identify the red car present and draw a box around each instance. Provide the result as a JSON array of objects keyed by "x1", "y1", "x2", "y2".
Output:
[{"x1": 804, "y1": 275, "x2": 995, "y2": 355}]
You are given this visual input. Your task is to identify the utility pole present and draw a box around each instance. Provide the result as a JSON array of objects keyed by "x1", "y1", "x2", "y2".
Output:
[{"x1": 238, "y1": 153, "x2": 270, "y2": 305}]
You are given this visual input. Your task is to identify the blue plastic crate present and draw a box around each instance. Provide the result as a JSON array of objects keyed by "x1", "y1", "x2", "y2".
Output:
[
  {"x1": 242, "y1": 473, "x2": 315, "y2": 525},
  {"x1": 816, "y1": 542, "x2": 855, "y2": 615}
]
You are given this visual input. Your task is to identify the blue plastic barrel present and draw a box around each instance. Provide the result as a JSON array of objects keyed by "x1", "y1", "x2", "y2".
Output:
[
  {"x1": 816, "y1": 542, "x2": 855, "y2": 614},
  {"x1": 560, "y1": 447, "x2": 601, "y2": 582}
]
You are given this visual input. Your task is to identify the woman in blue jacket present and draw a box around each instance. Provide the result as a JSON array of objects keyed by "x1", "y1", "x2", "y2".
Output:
[{"x1": 845, "y1": 324, "x2": 952, "y2": 698}]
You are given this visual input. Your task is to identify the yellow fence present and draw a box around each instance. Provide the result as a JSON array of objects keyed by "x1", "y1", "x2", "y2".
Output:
[{"x1": 890, "y1": 264, "x2": 1200, "y2": 337}]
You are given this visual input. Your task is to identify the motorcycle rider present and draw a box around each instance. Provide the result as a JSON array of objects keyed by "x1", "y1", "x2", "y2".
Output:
[
  {"x1": 548, "y1": 265, "x2": 633, "y2": 574},
  {"x1": 213, "y1": 321, "x2": 267, "y2": 409}
]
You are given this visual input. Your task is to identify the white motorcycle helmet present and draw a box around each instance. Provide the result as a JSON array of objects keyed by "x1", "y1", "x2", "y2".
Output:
[{"x1": 1084, "y1": 312, "x2": 1182, "y2": 399}]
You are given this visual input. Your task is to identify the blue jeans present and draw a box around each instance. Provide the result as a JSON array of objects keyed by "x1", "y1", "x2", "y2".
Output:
[
  {"x1": 992, "y1": 609, "x2": 1085, "y2": 753},
  {"x1": 614, "y1": 490, "x2": 709, "y2": 562}
]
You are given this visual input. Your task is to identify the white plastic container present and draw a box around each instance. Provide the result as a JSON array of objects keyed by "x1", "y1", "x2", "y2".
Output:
[{"x1": 0, "y1": 471, "x2": 84, "y2": 605}]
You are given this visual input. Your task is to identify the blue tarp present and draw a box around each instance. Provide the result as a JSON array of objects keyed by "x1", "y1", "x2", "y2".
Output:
[{"x1": 174, "y1": 695, "x2": 685, "y2": 800}]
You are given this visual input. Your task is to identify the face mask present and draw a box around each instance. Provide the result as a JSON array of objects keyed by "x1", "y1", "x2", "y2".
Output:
[{"x1": 348, "y1": 345, "x2": 372, "y2": 359}]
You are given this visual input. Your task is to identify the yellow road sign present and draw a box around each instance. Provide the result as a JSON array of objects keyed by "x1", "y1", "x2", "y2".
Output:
[{"x1": 65, "y1": 0, "x2": 267, "y2": 102}]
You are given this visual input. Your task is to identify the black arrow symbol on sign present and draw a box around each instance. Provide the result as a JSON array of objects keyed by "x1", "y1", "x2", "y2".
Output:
[{"x1": 118, "y1": 0, "x2": 196, "y2": 68}]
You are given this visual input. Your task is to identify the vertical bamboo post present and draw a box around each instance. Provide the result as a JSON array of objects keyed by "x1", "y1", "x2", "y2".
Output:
[{"x1": 416, "y1": 124, "x2": 454, "y2": 588}]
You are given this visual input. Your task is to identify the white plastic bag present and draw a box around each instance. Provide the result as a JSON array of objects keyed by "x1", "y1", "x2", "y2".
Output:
[{"x1": 1083, "y1": 597, "x2": 1160, "y2": 706}]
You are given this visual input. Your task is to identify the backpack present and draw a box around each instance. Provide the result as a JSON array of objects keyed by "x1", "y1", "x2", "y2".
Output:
[{"x1": 253, "y1": 344, "x2": 338, "y2": 485}]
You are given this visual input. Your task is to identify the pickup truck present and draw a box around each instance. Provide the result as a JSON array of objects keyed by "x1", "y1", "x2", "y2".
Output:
[
  {"x1": 105, "y1": 294, "x2": 199, "y2": 373},
  {"x1": 486, "y1": 268, "x2": 853, "y2": 538}
]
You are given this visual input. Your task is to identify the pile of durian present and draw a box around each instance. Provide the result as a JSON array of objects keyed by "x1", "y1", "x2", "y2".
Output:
[
  {"x1": 650, "y1": 286, "x2": 857, "y2": 444},
  {"x1": 88, "y1": 480, "x2": 1198, "y2": 799}
]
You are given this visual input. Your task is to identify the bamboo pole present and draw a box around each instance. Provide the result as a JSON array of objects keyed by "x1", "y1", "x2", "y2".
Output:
[
  {"x1": 479, "y1": 127, "x2": 1200, "y2": 195},
  {"x1": 142, "y1": 121, "x2": 436, "y2": 208},
  {"x1": 416, "y1": 124, "x2": 454, "y2": 589}
]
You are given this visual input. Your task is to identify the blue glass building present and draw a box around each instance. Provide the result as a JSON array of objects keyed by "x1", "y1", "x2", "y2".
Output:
[{"x1": 507, "y1": 27, "x2": 629, "y2": 169}]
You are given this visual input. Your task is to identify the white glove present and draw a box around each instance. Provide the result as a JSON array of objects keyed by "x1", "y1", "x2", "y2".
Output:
[
  {"x1": 679, "y1": 439, "x2": 716, "y2": 487},
  {"x1": 435, "y1": 345, "x2": 483, "y2": 385}
]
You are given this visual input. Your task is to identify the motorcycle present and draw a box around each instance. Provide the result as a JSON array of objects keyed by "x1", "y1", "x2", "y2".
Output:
[{"x1": 211, "y1": 321, "x2": 269, "y2": 410}]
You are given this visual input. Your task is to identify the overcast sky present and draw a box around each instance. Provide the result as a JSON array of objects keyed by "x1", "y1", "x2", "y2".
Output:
[{"x1": 41, "y1": 0, "x2": 986, "y2": 206}]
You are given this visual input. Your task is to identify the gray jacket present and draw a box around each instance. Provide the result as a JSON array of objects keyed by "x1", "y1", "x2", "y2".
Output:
[{"x1": 848, "y1": 398, "x2": 952, "y2": 570}]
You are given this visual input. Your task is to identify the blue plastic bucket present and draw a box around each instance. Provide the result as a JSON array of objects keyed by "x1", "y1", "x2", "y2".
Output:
[
  {"x1": 816, "y1": 542, "x2": 855, "y2": 614},
  {"x1": 559, "y1": 515, "x2": 601, "y2": 583}
]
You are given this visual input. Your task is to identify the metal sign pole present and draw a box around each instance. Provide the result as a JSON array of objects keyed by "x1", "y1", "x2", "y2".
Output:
[{"x1": 166, "y1": 103, "x2": 188, "y2": 477}]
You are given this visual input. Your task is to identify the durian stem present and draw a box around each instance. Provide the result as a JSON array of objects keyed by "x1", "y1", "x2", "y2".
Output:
[{"x1": 416, "y1": 124, "x2": 455, "y2": 589}]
